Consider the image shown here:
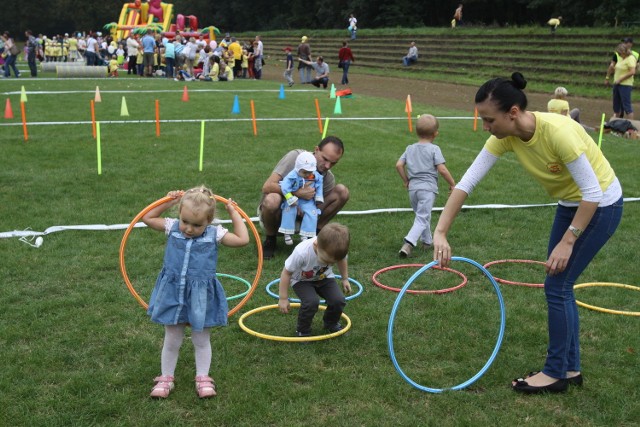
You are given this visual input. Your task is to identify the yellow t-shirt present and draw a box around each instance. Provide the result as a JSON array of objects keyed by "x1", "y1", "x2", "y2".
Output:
[
  {"x1": 484, "y1": 112, "x2": 615, "y2": 201},
  {"x1": 228, "y1": 42, "x2": 242, "y2": 60},
  {"x1": 109, "y1": 59, "x2": 119, "y2": 72},
  {"x1": 547, "y1": 99, "x2": 570, "y2": 115},
  {"x1": 614, "y1": 54, "x2": 637, "y2": 86}
]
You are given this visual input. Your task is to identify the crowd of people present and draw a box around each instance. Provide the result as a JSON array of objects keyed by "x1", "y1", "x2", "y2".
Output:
[{"x1": 0, "y1": 29, "x2": 266, "y2": 81}]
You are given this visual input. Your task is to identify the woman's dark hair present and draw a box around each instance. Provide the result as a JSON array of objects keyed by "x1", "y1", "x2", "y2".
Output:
[{"x1": 475, "y1": 72, "x2": 528, "y2": 112}]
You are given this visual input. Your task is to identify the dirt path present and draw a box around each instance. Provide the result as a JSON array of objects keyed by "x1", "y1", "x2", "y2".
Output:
[{"x1": 262, "y1": 67, "x2": 611, "y2": 128}]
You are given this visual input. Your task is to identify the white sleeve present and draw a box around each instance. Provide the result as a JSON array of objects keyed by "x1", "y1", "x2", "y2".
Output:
[
  {"x1": 566, "y1": 153, "x2": 603, "y2": 202},
  {"x1": 455, "y1": 148, "x2": 499, "y2": 195},
  {"x1": 164, "y1": 218, "x2": 177, "y2": 235}
]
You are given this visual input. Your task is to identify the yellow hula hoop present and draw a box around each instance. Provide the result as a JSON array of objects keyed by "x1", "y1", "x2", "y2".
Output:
[
  {"x1": 574, "y1": 282, "x2": 640, "y2": 316},
  {"x1": 238, "y1": 303, "x2": 352, "y2": 342},
  {"x1": 119, "y1": 195, "x2": 263, "y2": 317}
]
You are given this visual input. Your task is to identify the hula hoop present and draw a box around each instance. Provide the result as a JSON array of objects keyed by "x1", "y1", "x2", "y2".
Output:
[
  {"x1": 265, "y1": 275, "x2": 364, "y2": 302},
  {"x1": 238, "y1": 303, "x2": 352, "y2": 342},
  {"x1": 218, "y1": 273, "x2": 251, "y2": 301},
  {"x1": 483, "y1": 259, "x2": 545, "y2": 288},
  {"x1": 574, "y1": 282, "x2": 640, "y2": 316},
  {"x1": 388, "y1": 257, "x2": 506, "y2": 393},
  {"x1": 119, "y1": 195, "x2": 263, "y2": 317},
  {"x1": 372, "y1": 264, "x2": 468, "y2": 294}
]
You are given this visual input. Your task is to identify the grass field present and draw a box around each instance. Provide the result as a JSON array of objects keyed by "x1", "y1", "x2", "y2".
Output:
[{"x1": 1, "y1": 75, "x2": 639, "y2": 426}]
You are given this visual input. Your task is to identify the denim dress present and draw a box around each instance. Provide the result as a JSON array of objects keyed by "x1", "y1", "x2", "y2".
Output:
[{"x1": 147, "y1": 221, "x2": 228, "y2": 331}]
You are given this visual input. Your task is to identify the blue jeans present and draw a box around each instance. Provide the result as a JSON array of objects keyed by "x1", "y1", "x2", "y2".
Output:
[
  {"x1": 165, "y1": 57, "x2": 175, "y2": 78},
  {"x1": 402, "y1": 56, "x2": 417, "y2": 66},
  {"x1": 4, "y1": 54, "x2": 19, "y2": 77},
  {"x1": 542, "y1": 197, "x2": 623, "y2": 378},
  {"x1": 85, "y1": 51, "x2": 97, "y2": 66},
  {"x1": 341, "y1": 60, "x2": 351, "y2": 84},
  {"x1": 612, "y1": 84, "x2": 633, "y2": 115}
]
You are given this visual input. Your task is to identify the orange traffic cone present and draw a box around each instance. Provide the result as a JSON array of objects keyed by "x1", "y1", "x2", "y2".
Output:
[
  {"x1": 4, "y1": 98, "x2": 14, "y2": 119},
  {"x1": 182, "y1": 85, "x2": 189, "y2": 102},
  {"x1": 94, "y1": 86, "x2": 102, "y2": 103}
]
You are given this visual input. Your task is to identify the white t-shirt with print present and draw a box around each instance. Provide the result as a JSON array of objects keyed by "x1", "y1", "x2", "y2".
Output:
[{"x1": 284, "y1": 237, "x2": 335, "y2": 285}]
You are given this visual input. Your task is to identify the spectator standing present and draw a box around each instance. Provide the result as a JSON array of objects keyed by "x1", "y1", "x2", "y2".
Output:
[
  {"x1": 228, "y1": 37, "x2": 242, "y2": 78},
  {"x1": 2, "y1": 32, "x2": 20, "y2": 77},
  {"x1": 297, "y1": 35, "x2": 312, "y2": 84},
  {"x1": 338, "y1": 41, "x2": 355, "y2": 85},
  {"x1": 453, "y1": 4, "x2": 463, "y2": 27},
  {"x1": 605, "y1": 43, "x2": 637, "y2": 120},
  {"x1": 606, "y1": 37, "x2": 639, "y2": 84},
  {"x1": 67, "y1": 33, "x2": 78, "y2": 61},
  {"x1": 126, "y1": 35, "x2": 139, "y2": 75},
  {"x1": 25, "y1": 30, "x2": 38, "y2": 77},
  {"x1": 402, "y1": 41, "x2": 418, "y2": 66},
  {"x1": 163, "y1": 37, "x2": 175, "y2": 78},
  {"x1": 142, "y1": 30, "x2": 156, "y2": 77},
  {"x1": 348, "y1": 14, "x2": 357, "y2": 40},
  {"x1": 253, "y1": 35, "x2": 263, "y2": 79}
]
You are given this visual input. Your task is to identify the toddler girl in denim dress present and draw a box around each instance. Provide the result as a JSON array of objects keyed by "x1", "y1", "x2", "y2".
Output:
[{"x1": 141, "y1": 186, "x2": 249, "y2": 399}]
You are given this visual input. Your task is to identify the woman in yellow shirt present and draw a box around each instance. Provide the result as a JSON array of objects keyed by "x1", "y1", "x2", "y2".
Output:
[{"x1": 434, "y1": 72, "x2": 623, "y2": 395}]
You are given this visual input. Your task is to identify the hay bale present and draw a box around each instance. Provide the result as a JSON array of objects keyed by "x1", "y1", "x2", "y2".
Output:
[{"x1": 56, "y1": 66, "x2": 108, "y2": 78}]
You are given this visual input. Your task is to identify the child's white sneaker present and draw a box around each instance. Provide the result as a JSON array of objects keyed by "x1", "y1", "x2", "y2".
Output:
[{"x1": 284, "y1": 234, "x2": 293, "y2": 245}]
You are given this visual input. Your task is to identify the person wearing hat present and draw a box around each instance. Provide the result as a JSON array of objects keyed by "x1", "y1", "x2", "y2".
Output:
[
  {"x1": 297, "y1": 35, "x2": 312, "y2": 83},
  {"x1": 278, "y1": 152, "x2": 324, "y2": 245},
  {"x1": 259, "y1": 136, "x2": 349, "y2": 259}
]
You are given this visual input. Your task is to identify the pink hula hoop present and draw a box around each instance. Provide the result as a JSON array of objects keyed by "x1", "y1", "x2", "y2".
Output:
[
  {"x1": 372, "y1": 263, "x2": 468, "y2": 294},
  {"x1": 482, "y1": 259, "x2": 545, "y2": 288}
]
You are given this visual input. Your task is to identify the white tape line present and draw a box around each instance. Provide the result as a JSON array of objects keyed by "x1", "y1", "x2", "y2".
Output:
[{"x1": 3, "y1": 198, "x2": 638, "y2": 239}]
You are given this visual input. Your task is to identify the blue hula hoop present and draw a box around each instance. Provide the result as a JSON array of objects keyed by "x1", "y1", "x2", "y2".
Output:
[
  {"x1": 218, "y1": 273, "x2": 251, "y2": 301},
  {"x1": 387, "y1": 256, "x2": 506, "y2": 393},
  {"x1": 265, "y1": 275, "x2": 364, "y2": 303}
]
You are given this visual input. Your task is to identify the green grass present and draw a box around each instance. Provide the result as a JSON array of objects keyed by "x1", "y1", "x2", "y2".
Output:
[{"x1": 1, "y1": 75, "x2": 639, "y2": 426}]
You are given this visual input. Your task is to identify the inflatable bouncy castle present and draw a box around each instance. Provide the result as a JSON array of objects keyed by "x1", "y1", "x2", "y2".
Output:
[{"x1": 109, "y1": 0, "x2": 219, "y2": 41}]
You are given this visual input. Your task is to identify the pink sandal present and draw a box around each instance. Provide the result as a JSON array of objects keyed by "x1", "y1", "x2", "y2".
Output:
[
  {"x1": 195, "y1": 375, "x2": 217, "y2": 398},
  {"x1": 150, "y1": 375, "x2": 174, "y2": 398}
]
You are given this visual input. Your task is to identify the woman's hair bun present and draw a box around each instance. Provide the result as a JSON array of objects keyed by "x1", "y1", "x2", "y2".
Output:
[{"x1": 511, "y1": 72, "x2": 527, "y2": 90}]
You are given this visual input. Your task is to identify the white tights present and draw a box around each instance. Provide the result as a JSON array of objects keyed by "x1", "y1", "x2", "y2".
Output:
[{"x1": 160, "y1": 324, "x2": 212, "y2": 377}]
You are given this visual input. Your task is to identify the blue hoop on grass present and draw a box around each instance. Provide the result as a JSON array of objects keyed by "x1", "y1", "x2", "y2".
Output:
[
  {"x1": 218, "y1": 273, "x2": 251, "y2": 301},
  {"x1": 265, "y1": 275, "x2": 364, "y2": 303},
  {"x1": 387, "y1": 256, "x2": 506, "y2": 393}
]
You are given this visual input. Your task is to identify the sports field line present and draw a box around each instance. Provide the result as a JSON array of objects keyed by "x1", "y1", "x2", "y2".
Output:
[
  {"x1": 3, "y1": 199, "x2": 639, "y2": 239},
  {"x1": 0, "y1": 116, "x2": 473, "y2": 127}
]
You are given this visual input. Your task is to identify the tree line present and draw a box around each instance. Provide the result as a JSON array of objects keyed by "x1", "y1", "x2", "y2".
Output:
[{"x1": 2, "y1": 0, "x2": 638, "y2": 40}]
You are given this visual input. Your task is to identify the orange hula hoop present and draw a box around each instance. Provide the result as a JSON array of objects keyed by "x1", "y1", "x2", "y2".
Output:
[
  {"x1": 483, "y1": 259, "x2": 545, "y2": 288},
  {"x1": 119, "y1": 195, "x2": 263, "y2": 317}
]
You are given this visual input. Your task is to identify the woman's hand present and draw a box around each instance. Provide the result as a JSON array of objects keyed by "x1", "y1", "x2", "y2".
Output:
[
  {"x1": 546, "y1": 240, "x2": 573, "y2": 275},
  {"x1": 433, "y1": 232, "x2": 452, "y2": 268}
]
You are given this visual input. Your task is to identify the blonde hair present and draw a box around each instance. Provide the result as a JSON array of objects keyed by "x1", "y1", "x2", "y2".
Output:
[
  {"x1": 416, "y1": 114, "x2": 439, "y2": 139},
  {"x1": 615, "y1": 43, "x2": 629, "y2": 55},
  {"x1": 180, "y1": 185, "x2": 216, "y2": 222},
  {"x1": 317, "y1": 223, "x2": 350, "y2": 261},
  {"x1": 554, "y1": 86, "x2": 568, "y2": 98}
]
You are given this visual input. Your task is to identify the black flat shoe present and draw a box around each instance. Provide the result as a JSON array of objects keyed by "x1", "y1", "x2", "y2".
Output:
[
  {"x1": 512, "y1": 377, "x2": 568, "y2": 394},
  {"x1": 524, "y1": 371, "x2": 583, "y2": 387},
  {"x1": 566, "y1": 373, "x2": 583, "y2": 386}
]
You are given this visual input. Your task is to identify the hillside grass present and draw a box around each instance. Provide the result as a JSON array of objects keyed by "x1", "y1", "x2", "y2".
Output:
[{"x1": 1, "y1": 68, "x2": 639, "y2": 425}]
